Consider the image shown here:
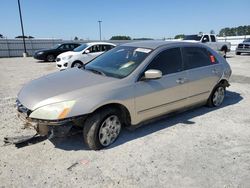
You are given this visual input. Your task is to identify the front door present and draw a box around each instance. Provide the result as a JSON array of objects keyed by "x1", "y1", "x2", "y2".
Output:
[
  {"x1": 134, "y1": 47, "x2": 189, "y2": 123},
  {"x1": 82, "y1": 45, "x2": 104, "y2": 63}
]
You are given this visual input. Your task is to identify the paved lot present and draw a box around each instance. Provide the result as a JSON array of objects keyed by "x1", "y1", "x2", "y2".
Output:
[{"x1": 0, "y1": 53, "x2": 250, "y2": 188}]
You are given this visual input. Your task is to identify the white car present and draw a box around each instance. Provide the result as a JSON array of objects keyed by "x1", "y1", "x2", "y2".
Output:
[{"x1": 56, "y1": 42, "x2": 116, "y2": 70}]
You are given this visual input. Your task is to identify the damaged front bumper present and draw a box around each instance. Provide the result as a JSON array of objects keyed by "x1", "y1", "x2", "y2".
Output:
[
  {"x1": 17, "y1": 111, "x2": 74, "y2": 138},
  {"x1": 16, "y1": 99, "x2": 87, "y2": 139}
]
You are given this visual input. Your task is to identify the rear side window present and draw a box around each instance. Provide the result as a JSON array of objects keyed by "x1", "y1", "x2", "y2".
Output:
[
  {"x1": 146, "y1": 48, "x2": 182, "y2": 75},
  {"x1": 182, "y1": 47, "x2": 216, "y2": 70},
  {"x1": 210, "y1": 35, "x2": 216, "y2": 42},
  {"x1": 101, "y1": 45, "x2": 114, "y2": 52}
]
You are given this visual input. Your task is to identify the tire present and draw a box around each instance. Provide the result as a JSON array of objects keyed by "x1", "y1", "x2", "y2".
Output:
[
  {"x1": 83, "y1": 107, "x2": 122, "y2": 150},
  {"x1": 236, "y1": 52, "x2": 241, "y2": 55},
  {"x1": 46, "y1": 54, "x2": 55, "y2": 62},
  {"x1": 71, "y1": 61, "x2": 83, "y2": 69},
  {"x1": 207, "y1": 85, "x2": 225, "y2": 107},
  {"x1": 221, "y1": 46, "x2": 227, "y2": 58}
]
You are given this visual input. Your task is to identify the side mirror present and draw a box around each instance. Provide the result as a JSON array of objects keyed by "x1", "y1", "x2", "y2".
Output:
[
  {"x1": 84, "y1": 49, "x2": 90, "y2": 54},
  {"x1": 202, "y1": 38, "x2": 208, "y2": 43},
  {"x1": 143, "y1": 69, "x2": 162, "y2": 80}
]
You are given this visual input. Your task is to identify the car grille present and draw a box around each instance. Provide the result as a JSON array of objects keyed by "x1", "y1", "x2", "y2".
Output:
[
  {"x1": 238, "y1": 44, "x2": 250, "y2": 49},
  {"x1": 16, "y1": 99, "x2": 31, "y2": 117},
  {"x1": 56, "y1": 58, "x2": 61, "y2": 62}
]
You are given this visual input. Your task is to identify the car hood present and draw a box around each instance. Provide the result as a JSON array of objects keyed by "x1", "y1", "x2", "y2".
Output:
[
  {"x1": 182, "y1": 40, "x2": 200, "y2": 43},
  {"x1": 35, "y1": 48, "x2": 56, "y2": 54},
  {"x1": 57, "y1": 51, "x2": 79, "y2": 58},
  {"x1": 18, "y1": 68, "x2": 118, "y2": 110},
  {"x1": 241, "y1": 42, "x2": 250, "y2": 45}
]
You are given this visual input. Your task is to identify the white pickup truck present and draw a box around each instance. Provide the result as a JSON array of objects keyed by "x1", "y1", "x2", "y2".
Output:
[{"x1": 183, "y1": 34, "x2": 231, "y2": 57}]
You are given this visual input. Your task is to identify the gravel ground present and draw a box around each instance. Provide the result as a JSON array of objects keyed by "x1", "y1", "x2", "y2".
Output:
[{"x1": 0, "y1": 53, "x2": 250, "y2": 188}]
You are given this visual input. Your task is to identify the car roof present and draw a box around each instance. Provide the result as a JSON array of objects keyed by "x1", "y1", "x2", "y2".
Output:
[
  {"x1": 86, "y1": 42, "x2": 116, "y2": 46},
  {"x1": 121, "y1": 40, "x2": 203, "y2": 50},
  {"x1": 60, "y1": 42, "x2": 81, "y2": 45}
]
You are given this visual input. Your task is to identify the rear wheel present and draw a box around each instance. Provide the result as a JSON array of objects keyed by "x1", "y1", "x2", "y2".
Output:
[
  {"x1": 221, "y1": 46, "x2": 228, "y2": 58},
  {"x1": 46, "y1": 54, "x2": 55, "y2": 62},
  {"x1": 207, "y1": 85, "x2": 225, "y2": 107},
  {"x1": 83, "y1": 108, "x2": 122, "y2": 150}
]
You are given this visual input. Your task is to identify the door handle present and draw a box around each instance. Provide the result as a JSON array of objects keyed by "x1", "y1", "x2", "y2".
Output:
[{"x1": 176, "y1": 78, "x2": 188, "y2": 84}]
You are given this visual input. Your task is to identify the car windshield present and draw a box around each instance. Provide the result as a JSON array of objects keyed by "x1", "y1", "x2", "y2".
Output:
[
  {"x1": 73, "y1": 44, "x2": 88, "y2": 52},
  {"x1": 85, "y1": 46, "x2": 152, "y2": 79},
  {"x1": 243, "y1": 38, "x2": 250, "y2": 42},
  {"x1": 51, "y1": 44, "x2": 61, "y2": 49},
  {"x1": 183, "y1": 35, "x2": 202, "y2": 41}
]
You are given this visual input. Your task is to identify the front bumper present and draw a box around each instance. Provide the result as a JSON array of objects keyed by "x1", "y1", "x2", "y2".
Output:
[
  {"x1": 16, "y1": 100, "x2": 79, "y2": 138},
  {"x1": 56, "y1": 59, "x2": 69, "y2": 70},
  {"x1": 33, "y1": 53, "x2": 46, "y2": 61},
  {"x1": 236, "y1": 48, "x2": 250, "y2": 53}
]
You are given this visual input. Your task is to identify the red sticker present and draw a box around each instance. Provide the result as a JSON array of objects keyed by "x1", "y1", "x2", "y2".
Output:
[{"x1": 210, "y1": 55, "x2": 215, "y2": 63}]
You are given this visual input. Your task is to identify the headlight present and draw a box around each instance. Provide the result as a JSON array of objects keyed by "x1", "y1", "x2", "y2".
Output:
[
  {"x1": 29, "y1": 100, "x2": 75, "y2": 120},
  {"x1": 62, "y1": 55, "x2": 73, "y2": 60},
  {"x1": 37, "y1": 51, "x2": 44, "y2": 55}
]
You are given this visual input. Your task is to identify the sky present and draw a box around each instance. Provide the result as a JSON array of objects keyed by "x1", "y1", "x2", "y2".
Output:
[{"x1": 1, "y1": 0, "x2": 250, "y2": 40}]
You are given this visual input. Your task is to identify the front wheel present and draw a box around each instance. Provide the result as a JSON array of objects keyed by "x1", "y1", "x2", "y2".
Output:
[
  {"x1": 236, "y1": 52, "x2": 241, "y2": 55},
  {"x1": 46, "y1": 54, "x2": 55, "y2": 62},
  {"x1": 207, "y1": 85, "x2": 225, "y2": 107},
  {"x1": 83, "y1": 108, "x2": 122, "y2": 150},
  {"x1": 72, "y1": 61, "x2": 83, "y2": 69}
]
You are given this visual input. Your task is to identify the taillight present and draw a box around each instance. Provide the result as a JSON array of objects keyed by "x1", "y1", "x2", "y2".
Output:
[{"x1": 210, "y1": 55, "x2": 216, "y2": 63}]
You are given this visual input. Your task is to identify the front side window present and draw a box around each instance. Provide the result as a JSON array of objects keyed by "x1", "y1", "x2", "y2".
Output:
[
  {"x1": 87, "y1": 45, "x2": 101, "y2": 53},
  {"x1": 146, "y1": 48, "x2": 182, "y2": 75},
  {"x1": 85, "y1": 46, "x2": 151, "y2": 78},
  {"x1": 182, "y1": 47, "x2": 212, "y2": 70},
  {"x1": 202, "y1": 35, "x2": 210, "y2": 43}
]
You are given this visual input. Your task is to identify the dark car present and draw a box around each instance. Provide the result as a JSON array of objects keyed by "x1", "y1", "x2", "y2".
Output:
[{"x1": 33, "y1": 43, "x2": 81, "y2": 62}]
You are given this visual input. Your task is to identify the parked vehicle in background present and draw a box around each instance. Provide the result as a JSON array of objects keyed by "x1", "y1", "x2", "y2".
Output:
[
  {"x1": 236, "y1": 38, "x2": 250, "y2": 55},
  {"x1": 56, "y1": 42, "x2": 116, "y2": 70},
  {"x1": 16, "y1": 41, "x2": 232, "y2": 150},
  {"x1": 183, "y1": 34, "x2": 231, "y2": 57},
  {"x1": 33, "y1": 43, "x2": 80, "y2": 62}
]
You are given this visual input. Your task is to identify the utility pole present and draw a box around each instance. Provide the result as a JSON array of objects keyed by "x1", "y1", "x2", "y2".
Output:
[
  {"x1": 98, "y1": 20, "x2": 102, "y2": 41},
  {"x1": 17, "y1": 0, "x2": 27, "y2": 57}
]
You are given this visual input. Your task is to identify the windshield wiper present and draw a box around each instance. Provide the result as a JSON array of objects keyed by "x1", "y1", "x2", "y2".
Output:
[{"x1": 86, "y1": 68, "x2": 106, "y2": 76}]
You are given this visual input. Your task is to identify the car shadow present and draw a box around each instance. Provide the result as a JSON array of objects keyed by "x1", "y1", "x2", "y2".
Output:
[{"x1": 51, "y1": 90, "x2": 243, "y2": 151}]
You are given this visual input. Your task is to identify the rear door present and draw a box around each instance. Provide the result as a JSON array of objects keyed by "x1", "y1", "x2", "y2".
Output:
[
  {"x1": 134, "y1": 47, "x2": 189, "y2": 123},
  {"x1": 181, "y1": 47, "x2": 223, "y2": 105}
]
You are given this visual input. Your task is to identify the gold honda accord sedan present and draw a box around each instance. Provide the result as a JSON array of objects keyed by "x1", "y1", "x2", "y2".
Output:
[{"x1": 16, "y1": 41, "x2": 232, "y2": 150}]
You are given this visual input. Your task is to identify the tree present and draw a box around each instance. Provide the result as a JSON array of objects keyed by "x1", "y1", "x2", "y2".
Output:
[
  {"x1": 15, "y1": 35, "x2": 34, "y2": 39},
  {"x1": 74, "y1": 36, "x2": 79, "y2": 40},
  {"x1": 0, "y1": 34, "x2": 3, "y2": 38},
  {"x1": 218, "y1": 25, "x2": 250, "y2": 36},
  {"x1": 110, "y1": 35, "x2": 131, "y2": 40},
  {"x1": 174, "y1": 34, "x2": 185, "y2": 39},
  {"x1": 210, "y1": 30, "x2": 215, "y2": 34},
  {"x1": 133, "y1": 38, "x2": 153, "y2": 40}
]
